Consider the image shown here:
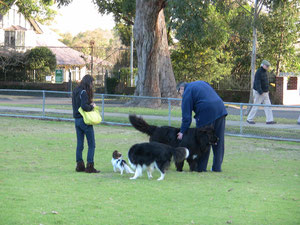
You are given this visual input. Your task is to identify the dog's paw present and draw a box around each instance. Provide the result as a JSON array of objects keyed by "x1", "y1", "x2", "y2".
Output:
[{"x1": 130, "y1": 177, "x2": 137, "y2": 180}]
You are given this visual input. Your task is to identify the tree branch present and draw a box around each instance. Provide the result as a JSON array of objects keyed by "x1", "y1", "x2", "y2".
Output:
[
  {"x1": 235, "y1": 0, "x2": 253, "y2": 15},
  {"x1": 118, "y1": 13, "x2": 134, "y2": 25},
  {"x1": 257, "y1": 0, "x2": 266, "y2": 15}
]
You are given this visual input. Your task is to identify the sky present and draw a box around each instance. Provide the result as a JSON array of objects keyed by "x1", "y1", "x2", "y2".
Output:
[{"x1": 50, "y1": 1, "x2": 115, "y2": 35}]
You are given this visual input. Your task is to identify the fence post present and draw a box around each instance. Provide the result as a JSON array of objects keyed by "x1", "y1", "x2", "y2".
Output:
[
  {"x1": 101, "y1": 94, "x2": 105, "y2": 122},
  {"x1": 42, "y1": 90, "x2": 45, "y2": 117},
  {"x1": 240, "y1": 104, "x2": 243, "y2": 134},
  {"x1": 168, "y1": 98, "x2": 171, "y2": 126}
]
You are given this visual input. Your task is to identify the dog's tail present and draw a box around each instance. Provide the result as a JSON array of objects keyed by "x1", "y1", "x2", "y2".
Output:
[
  {"x1": 129, "y1": 114, "x2": 156, "y2": 136},
  {"x1": 173, "y1": 147, "x2": 189, "y2": 163}
]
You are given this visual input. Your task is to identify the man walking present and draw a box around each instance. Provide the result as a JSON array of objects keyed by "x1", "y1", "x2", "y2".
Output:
[
  {"x1": 247, "y1": 60, "x2": 276, "y2": 125},
  {"x1": 177, "y1": 81, "x2": 227, "y2": 172}
]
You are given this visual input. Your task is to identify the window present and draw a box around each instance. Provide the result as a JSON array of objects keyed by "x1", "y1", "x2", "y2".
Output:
[
  {"x1": 4, "y1": 30, "x2": 25, "y2": 48},
  {"x1": 16, "y1": 30, "x2": 25, "y2": 47},
  {"x1": 5, "y1": 31, "x2": 15, "y2": 48}
]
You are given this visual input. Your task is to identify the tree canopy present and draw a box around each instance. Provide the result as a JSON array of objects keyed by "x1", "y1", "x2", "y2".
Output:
[{"x1": 1, "y1": 0, "x2": 57, "y2": 24}]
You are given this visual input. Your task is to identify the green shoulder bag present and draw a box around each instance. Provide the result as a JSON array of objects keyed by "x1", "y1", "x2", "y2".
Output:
[{"x1": 78, "y1": 106, "x2": 102, "y2": 125}]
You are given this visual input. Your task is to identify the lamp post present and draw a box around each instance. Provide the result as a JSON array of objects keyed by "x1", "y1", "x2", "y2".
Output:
[
  {"x1": 90, "y1": 40, "x2": 95, "y2": 77},
  {"x1": 130, "y1": 22, "x2": 134, "y2": 87}
]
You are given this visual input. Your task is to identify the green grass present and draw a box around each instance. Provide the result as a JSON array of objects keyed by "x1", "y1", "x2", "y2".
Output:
[{"x1": 0, "y1": 117, "x2": 299, "y2": 225}]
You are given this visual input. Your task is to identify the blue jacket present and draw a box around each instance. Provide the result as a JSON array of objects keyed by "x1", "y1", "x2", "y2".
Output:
[{"x1": 180, "y1": 81, "x2": 227, "y2": 133}]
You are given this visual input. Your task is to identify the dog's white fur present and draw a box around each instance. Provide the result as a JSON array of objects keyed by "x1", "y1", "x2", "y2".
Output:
[{"x1": 111, "y1": 156, "x2": 134, "y2": 175}]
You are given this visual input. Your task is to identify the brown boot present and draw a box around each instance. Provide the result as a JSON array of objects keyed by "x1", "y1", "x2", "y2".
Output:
[
  {"x1": 85, "y1": 162, "x2": 100, "y2": 173},
  {"x1": 76, "y1": 161, "x2": 85, "y2": 172}
]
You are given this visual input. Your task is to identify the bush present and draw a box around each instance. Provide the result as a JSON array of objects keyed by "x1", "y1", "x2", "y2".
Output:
[
  {"x1": 0, "y1": 52, "x2": 27, "y2": 81},
  {"x1": 25, "y1": 47, "x2": 56, "y2": 82},
  {"x1": 106, "y1": 77, "x2": 119, "y2": 94}
]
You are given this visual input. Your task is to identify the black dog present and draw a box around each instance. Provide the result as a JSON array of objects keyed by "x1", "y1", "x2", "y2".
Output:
[
  {"x1": 129, "y1": 115, "x2": 218, "y2": 172},
  {"x1": 128, "y1": 142, "x2": 189, "y2": 180}
]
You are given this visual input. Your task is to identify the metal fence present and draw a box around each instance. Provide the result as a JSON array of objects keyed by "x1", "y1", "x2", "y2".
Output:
[{"x1": 0, "y1": 89, "x2": 300, "y2": 142}]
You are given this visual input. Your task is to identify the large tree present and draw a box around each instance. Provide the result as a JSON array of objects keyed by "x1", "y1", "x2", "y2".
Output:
[
  {"x1": 92, "y1": 0, "x2": 178, "y2": 106},
  {"x1": 133, "y1": 0, "x2": 178, "y2": 105}
]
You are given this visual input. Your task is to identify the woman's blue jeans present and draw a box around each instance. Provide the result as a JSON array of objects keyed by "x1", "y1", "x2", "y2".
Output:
[{"x1": 75, "y1": 117, "x2": 95, "y2": 163}]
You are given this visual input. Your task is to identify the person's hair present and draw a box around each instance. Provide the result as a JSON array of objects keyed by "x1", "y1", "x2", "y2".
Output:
[
  {"x1": 79, "y1": 75, "x2": 94, "y2": 103},
  {"x1": 176, "y1": 82, "x2": 187, "y2": 92}
]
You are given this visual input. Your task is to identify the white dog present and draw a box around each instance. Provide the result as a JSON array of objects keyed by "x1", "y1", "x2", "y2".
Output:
[{"x1": 111, "y1": 150, "x2": 134, "y2": 175}]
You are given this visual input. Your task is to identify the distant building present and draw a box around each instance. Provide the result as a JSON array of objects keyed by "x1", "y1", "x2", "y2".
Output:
[{"x1": 0, "y1": 2, "x2": 86, "y2": 83}]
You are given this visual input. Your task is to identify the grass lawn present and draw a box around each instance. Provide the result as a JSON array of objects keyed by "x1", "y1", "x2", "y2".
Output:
[{"x1": 0, "y1": 117, "x2": 299, "y2": 225}]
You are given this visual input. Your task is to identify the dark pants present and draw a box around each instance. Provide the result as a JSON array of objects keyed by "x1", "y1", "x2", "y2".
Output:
[
  {"x1": 75, "y1": 117, "x2": 95, "y2": 163},
  {"x1": 197, "y1": 116, "x2": 226, "y2": 172}
]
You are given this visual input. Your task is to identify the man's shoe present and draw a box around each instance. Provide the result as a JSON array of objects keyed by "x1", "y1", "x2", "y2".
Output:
[
  {"x1": 85, "y1": 162, "x2": 100, "y2": 173},
  {"x1": 76, "y1": 161, "x2": 85, "y2": 172},
  {"x1": 247, "y1": 120, "x2": 255, "y2": 124},
  {"x1": 266, "y1": 121, "x2": 277, "y2": 124}
]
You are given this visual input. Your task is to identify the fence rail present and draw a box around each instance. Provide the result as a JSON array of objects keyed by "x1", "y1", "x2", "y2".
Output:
[{"x1": 0, "y1": 89, "x2": 300, "y2": 142}]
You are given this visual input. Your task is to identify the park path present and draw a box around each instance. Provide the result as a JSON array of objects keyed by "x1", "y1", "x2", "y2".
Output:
[{"x1": 0, "y1": 105, "x2": 299, "y2": 130}]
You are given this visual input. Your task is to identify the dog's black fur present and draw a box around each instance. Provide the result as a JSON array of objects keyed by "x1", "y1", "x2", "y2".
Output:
[
  {"x1": 128, "y1": 142, "x2": 189, "y2": 180},
  {"x1": 129, "y1": 115, "x2": 218, "y2": 172}
]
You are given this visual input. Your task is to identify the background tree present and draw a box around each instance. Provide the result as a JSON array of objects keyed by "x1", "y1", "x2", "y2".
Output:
[
  {"x1": 168, "y1": 1, "x2": 234, "y2": 86},
  {"x1": 0, "y1": 52, "x2": 26, "y2": 81},
  {"x1": 260, "y1": 0, "x2": 300, "y2": 76},
  {"x1": 25, "y1": 47, "x2": 56, "y2": 82},
  {"x1": 58, "y1": 28, "x2": 120, "y2": 60}
]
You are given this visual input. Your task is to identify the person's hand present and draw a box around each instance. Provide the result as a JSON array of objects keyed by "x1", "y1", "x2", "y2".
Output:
[
  {"x1": 91, "y1": 103, "x2": 96, "y2": 107},
  {"x1": 177, "y1": 132, "x2": 183, "y2": 140}
]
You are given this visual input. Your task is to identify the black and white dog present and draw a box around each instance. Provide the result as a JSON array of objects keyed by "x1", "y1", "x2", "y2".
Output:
[
  {"x1": 129, "y1": 114, "x2": 219, "y2": 172},
  {"x1": 111, "y1": 150, "x2": 134, "y2": 175},
  {"x1": 128, "y1": 142, "x2": 189, "y2": 181}
]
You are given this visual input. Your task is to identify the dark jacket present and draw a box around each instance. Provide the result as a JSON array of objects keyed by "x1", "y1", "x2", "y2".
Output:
[
  {"x1": 180, "y1": 81, "x2": 227, "y2": 133},
  {"x1": 72, "y1": 86, "x2": 94, "y2": 118},
  {"x1": 253, "y1": 67, "x2": 269, "y2": 95}
]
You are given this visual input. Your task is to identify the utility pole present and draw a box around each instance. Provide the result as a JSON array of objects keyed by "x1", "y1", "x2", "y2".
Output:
[
  {"x1": 90, "y1": 40, "x2": 95, "y2": 77},
  {"x1": 130, "y1": 21, "x2": 134, "y2": 87},
  {"x1": 69, "y1": 69, "x2": 72, "y2": 97}
]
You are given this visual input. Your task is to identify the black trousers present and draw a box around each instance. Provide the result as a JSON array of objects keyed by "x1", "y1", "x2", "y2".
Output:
[{"x1": 197, "y1": 116, "x2": 226, "y2": 172}]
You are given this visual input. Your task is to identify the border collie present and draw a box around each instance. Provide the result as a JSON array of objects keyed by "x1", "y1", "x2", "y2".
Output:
[
  {"x1": 111, "y1": 150, "x2": 134, "y2": 175},
  {"x1": 128, "y1": 142, "x2": 189, "y2": 181},
  {"x1": 129, "y1": 115, "x2": 218, "y2": 172}
]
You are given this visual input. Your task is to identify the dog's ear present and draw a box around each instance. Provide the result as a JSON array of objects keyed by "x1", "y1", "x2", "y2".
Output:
[{"x1": 112, "y1": 150, "x2": 118, "y2": 158}]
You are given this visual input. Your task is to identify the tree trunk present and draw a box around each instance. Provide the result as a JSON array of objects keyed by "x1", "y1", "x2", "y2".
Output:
[
  {"x1": 276, "y1": 12, "x2": 285, "y2": 77},
  {"x1": 249, "y1": 0, "x2": 258, "y2": 104},
  {"x1": 133, "y1": 0, "x2": 178, "y2": 107}
]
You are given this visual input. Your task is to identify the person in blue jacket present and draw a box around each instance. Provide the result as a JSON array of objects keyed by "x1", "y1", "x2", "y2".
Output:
[
  {"x1": 72, "y1": 75, "x2": 100, "y2": 173},
  {"x1": 177, "y1": 81, "x2": 227, "y2": 172}
]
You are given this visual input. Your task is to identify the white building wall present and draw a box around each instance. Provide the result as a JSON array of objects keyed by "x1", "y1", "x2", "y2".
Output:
[
  {"x1": 80, "y1": 67, "x2": 86, "y2": 80},
  {"x1": 282, "y1": 77, "x2": 300, "y2": 105}
]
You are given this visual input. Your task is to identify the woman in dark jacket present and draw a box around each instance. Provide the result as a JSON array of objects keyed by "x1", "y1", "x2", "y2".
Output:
[{"x1": 72, "y1": 75, "x2": 100, "y2": 173}]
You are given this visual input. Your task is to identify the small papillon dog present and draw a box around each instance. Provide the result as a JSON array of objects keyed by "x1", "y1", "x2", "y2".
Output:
[{"x1": 111, "y1": 150, "x2": 134, "y2": 175}]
